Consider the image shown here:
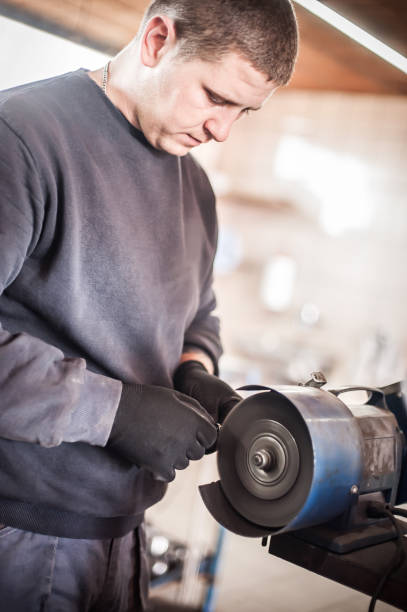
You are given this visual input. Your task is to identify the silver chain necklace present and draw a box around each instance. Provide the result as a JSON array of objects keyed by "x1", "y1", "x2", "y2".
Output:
[{"x1": 102, "y1": 61, "x2": 110, "y2": 95}]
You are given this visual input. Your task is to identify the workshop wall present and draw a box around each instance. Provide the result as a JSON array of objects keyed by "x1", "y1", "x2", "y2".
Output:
[{"x1": 195, "y1": 90, "x2": 407, "y2": 390}]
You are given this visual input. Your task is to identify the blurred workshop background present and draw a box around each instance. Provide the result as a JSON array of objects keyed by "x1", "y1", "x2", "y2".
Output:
[{"x1": 0, "y1": 1, "x2": 406, "y2": 610}]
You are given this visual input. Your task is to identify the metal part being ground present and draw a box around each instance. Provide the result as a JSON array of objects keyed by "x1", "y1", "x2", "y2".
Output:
[{"x1": 217, "y1": 392, "x2": 313, "y2": 528}]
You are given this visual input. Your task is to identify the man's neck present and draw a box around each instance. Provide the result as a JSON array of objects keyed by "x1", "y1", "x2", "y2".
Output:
[{"x1": 87, "y1": 66, "x2": 140, "y2": 130}]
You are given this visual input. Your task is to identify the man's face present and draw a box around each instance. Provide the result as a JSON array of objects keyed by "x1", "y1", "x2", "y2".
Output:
[{"x1": 135, "y1": 51, "x2": 276, "y2": 156}]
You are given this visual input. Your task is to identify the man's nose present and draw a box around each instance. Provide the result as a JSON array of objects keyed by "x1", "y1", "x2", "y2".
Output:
[{"x1": 204, "y1": 108, "x2": 239, "y2": 143}]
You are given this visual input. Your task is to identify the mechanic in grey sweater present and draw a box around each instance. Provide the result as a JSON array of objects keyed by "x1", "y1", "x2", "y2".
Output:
[{"x1": 0, "y1": 1, "x2": 298, "y2": 610}]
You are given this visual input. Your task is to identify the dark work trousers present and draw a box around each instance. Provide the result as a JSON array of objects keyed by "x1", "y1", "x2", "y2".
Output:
[{"x1": 0, "y1": 523, "x2": 149, "y2": 611}]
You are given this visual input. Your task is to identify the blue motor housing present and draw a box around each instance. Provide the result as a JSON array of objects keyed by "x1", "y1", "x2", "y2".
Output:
[{"x1": 200, "y1": 382, "x2": 405, "y2": 538}]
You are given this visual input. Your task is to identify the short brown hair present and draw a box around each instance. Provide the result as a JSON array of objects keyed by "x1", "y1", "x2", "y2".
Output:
[{"x1": 142, "y1": 0, "x2": 298, "y2": 85}]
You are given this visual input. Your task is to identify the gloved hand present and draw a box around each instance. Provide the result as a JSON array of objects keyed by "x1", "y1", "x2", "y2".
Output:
[
  {"x1": 173, "y1": 360, "x2": 241, "y2": 424},
  {"x1": 107, "y1": 383, "x2": 217, "y2": 482}
]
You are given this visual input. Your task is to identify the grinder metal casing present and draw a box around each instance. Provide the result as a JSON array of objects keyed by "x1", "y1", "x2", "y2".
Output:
[{"x1": 200, "y1": 385, "x2": 404, "y2": 537}]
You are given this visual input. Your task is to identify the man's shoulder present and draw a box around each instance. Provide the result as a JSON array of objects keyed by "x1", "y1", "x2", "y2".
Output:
[
  {"x1": 0, "y1": 70, "x2": 82, "y2": 110},
  {"x1": 0, "y1": 70, "x2": 98, "y2": 154},
  {"x1": 0, "y1": 70, "x2": 89, "y2": 132}
]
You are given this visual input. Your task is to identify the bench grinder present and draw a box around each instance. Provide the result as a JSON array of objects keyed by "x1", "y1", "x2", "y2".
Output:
[{"x1": 200, "y1": 376, "x2": 406, "y2": 545}]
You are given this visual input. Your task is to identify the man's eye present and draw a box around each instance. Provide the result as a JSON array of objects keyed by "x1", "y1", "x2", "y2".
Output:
[{"x1": 207, "y1": 90, "x2": 225, "y2": 105}]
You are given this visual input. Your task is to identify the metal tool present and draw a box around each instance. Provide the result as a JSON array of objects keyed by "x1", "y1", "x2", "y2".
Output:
[{"x1": 200, "y1": 376, "x2": 406, "y2": 540}]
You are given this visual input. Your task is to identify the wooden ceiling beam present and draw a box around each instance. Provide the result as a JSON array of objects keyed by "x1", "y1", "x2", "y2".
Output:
[
  {"x1": 0, "y1": 0, "x2": 145, "y2": 50},
  {"x1": 290, "y1": 5, "x2": 407, "y2": 94},
  {"x1": 320, "y1": 0, "x2": 407, "y2": 56}
]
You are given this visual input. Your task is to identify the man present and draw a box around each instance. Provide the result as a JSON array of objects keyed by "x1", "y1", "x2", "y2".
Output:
[{"x1": 0, "y1": 0, "x2": 298, "y2": 609}]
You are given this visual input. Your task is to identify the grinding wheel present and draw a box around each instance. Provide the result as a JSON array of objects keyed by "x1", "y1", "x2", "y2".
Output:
[{"x1": 217, "y1": 391, "x2": 313, "y2": 528}]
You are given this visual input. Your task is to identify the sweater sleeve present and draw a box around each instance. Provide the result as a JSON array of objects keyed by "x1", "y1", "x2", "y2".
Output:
[
  {"x1": 183, "y1": 266, "x2": 223, "y2": 371},
  {"x1": 182, "y1": 158, "x2": 223, "y2": 370},
  {"x1": 0, "y1": 117, "x2": 121, "y2": 448}
]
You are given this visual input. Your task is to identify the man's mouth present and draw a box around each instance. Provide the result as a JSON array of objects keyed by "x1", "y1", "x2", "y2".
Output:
[{"x1": 186, "y1": 134, "x2": 202, "y2": 145}]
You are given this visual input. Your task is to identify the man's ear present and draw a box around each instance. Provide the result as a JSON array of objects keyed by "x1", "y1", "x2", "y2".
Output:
[{"x1": 140, "y1": 15, "x2": 177, "y2": 67}]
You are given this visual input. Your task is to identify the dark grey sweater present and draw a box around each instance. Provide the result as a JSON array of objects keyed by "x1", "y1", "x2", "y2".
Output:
[{"x1": 0, "y1": 69, "x2": 222, "y2": 538}]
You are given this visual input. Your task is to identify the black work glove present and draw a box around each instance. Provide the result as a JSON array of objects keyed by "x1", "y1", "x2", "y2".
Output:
[
  {"x1": 173, "y1": 360, "x2": 241, "y2": 424},
  {"x1": 107, "y1": 383, "x2": 217, "y2": 482}
]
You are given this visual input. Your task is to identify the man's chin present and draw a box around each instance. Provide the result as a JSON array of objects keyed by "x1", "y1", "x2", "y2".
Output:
[{"x1": 155, "y1": 134, "x2": 202, "y2": 157}]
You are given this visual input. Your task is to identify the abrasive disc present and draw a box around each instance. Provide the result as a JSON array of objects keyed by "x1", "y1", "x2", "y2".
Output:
[{"x1": 217, "y1": 391, "x2": 313, "y2": 528}]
